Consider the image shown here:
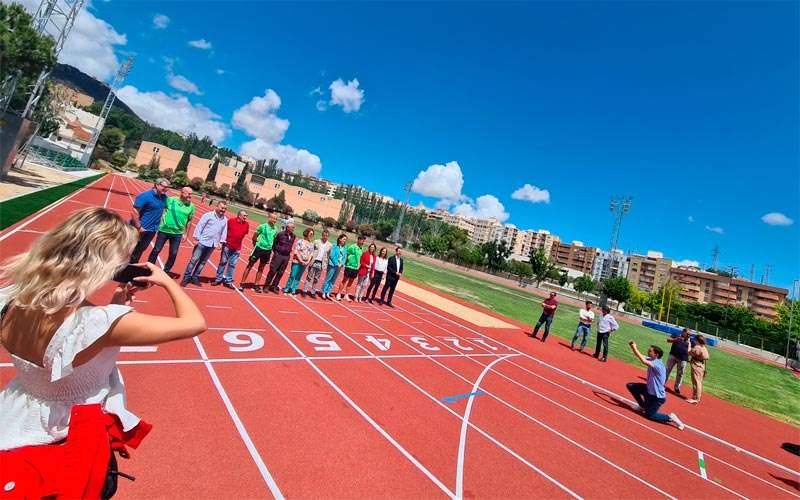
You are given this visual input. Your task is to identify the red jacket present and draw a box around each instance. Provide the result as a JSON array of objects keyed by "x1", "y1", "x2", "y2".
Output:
[
  {"x1": 0, "y1": 404, "x2": 151, "y2": 499},
  {"x1": 357, "y1": 252, "x2": 376, "y2": 278}
]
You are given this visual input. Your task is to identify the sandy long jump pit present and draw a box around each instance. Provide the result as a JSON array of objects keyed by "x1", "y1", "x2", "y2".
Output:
[{"x1": 395, "y1": 280, "x2": 517, "y2": 328}]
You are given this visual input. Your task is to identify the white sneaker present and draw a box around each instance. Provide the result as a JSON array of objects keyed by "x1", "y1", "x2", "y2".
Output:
[
  {"x1": 630, "y1": 403, "x2": 642, "y2": 413},
  {"x1": 669, "y1": 413, "x2": 685, "y2": 430}
]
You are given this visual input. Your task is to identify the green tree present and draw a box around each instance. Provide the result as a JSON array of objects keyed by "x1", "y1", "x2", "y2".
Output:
[
  {"x1": 321, "y1": 217, "x2": 338, "y2": 229},
  {"x1": 302, "y1": 209, "x2": 320, "y2": 223},
  {"x1": 217, "y1": 183, "x2": 231, "y2": 198},
  {"x1": 529, "y1": 248, "x2": 555, "y2": 286},
  {"x1": 201, "y1": 181, "x2": 217, "y2": 194},
  {"x1": 0, "y1": 4, "x2": 56, "y2": 110},
  {"x1": 357, "y1": 223, "x2": 376, "y2": 237},
  {"x1": 481, "y1": 240, "x2": 511, "y2": 272},
  {"x1": 266, "y1": 190, "x2": 287, "y2": 212},
  {"x1": 110, "y1": 150, "x2": 128, "y2": 167},
  {"x1": 507, "y1": 260, "x2": 533, "y2": 278},
  {"x1": 189, "y1": 177, "x2": 204, "y2": 190},
  {"x1": 99, "y1": 127, "x2": 125, "y2": 153},
  {"x1": 234, "y1": 183, "x2": 252, "y2": 204},
  {"x1": 374, "y1": 220, "x2": 395, "y2": 241},
  {"x1": 170, "y1": 170, "x2": 189, "y2": 188},
  {"x1": 176, "y1": 150, "x2": 190, "y2": 172},
  {"x1": 574, "y1": 275, "x2": 596, "y2": 296},
  {"x1": 602, "y1": 276, "x2": 632, "y2": 307}
]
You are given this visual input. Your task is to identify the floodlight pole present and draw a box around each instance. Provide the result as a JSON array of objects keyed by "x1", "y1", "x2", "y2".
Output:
[
  {"x1": 390, "y1": 182, "x2": 412, "y2": 243},
  {"x1": 600, "y1": 195, "x2": 633, "y2": 308},
  {"x1": 785, "y1": 280, "x2": 799, "y2": 368}
]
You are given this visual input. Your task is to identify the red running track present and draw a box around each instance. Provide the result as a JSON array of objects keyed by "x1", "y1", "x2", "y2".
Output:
[{"x1": 1, "y1": 173, "x2": 798, "y2": 499}]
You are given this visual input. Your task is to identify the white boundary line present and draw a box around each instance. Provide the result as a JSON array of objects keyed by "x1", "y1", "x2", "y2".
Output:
[
  {"x1": 118, "y1": 175, "x2": 285, "y2": 498},
  {"x1": 455, "y1": 355, "x2": 516, "y2": 499},
  {"x1": 393, "y1": 295, "x2": 800, "y2": 488},
  {"x1": 0, "y1": 173, "x2": 107, "y2": 241}
]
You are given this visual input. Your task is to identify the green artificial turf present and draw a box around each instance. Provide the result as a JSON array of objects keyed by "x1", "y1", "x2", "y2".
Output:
[{"x1": 0, "y1": 174, "x2": 104, "y2": 230}]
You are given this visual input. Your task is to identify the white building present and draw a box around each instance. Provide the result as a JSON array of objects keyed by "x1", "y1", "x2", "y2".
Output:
[{"x1": 592, "y1": 249, "x2": 629, "y2": 282}]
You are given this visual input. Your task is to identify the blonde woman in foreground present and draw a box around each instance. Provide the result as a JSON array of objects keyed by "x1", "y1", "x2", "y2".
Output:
[{"x1": 0, "y1": 207, "x2": 206, "y2": 452}]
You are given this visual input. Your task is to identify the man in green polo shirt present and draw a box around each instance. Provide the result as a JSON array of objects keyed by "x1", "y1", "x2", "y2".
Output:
[
  {"x1": 238, "y1": 212, "x2": 279, "y2": 292},
  {"x1": 147, "y1": 186, "x2": 196, "y2": 274},
  {"x1": 336, "y1": 234, "x2": 366, "y2": 301}
]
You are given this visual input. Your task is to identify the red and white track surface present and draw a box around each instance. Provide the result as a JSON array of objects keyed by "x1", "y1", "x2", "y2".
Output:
[{"x1": 1, "y1": 174, "x2": 798, "y2": 499}]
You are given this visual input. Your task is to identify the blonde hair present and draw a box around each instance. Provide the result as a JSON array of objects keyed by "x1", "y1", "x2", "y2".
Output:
[{"x1": 1, "y1": 207, "x2": 138, "y2": 314}]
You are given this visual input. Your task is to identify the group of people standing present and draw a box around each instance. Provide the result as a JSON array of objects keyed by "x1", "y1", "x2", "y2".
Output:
[
  {"x1": 129, "y1": 178, "x2": 405, "y2": 306},
  {"x1": 527, "y1": 290, "x2": 712, "y2": 431}
]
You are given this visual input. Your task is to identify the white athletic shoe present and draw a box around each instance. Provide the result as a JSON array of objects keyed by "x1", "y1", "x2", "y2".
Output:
[
  {"x1": 630, "y1": 403, "x2": 642, "y2": 413},
  {"x1": 669, "y1": 413, "x2": 685, "y2": 430}
]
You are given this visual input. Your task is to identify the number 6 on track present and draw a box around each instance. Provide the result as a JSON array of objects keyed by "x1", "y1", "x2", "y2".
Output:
[
  {"x1": 223, "y1": 331, "x2": 265, "y2": 352},
  {"x1": 306, "y1": 333, "x2": 342, "y2": 352}
]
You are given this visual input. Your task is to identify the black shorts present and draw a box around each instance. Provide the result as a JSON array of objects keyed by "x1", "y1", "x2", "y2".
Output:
[
  {"x1": 343, "y1": 267, "x2": 359, "y2": 279},
  {"x1": 249, "y1": 247, "x2": 272, "y2": 266}
]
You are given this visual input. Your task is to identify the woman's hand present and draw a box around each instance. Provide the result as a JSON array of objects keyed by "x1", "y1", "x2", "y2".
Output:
[
  {"x1": 133, "y1": 262, "x2": 174, "y2": 288},
  {"x1": 111, "y1": 284, "x2": 136, "y2": 306}
]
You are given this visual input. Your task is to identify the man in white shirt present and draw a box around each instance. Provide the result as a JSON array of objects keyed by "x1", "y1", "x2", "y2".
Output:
[
  {"x1": 302, "y1": 229, "x2": 332, "y2": 298},
  {"x1": 571, "y1": 301, "x2": 595, "y2": 352},
  {"x1": 593, "y1": 305, "x2": 619, "y2": 362}
]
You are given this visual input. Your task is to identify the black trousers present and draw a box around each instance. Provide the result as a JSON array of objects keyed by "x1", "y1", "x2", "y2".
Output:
[
  {"x1": 130, "y1": 230, "x2": 156, "y2": 263},
  {"x1": 264, "y1": 253, "x2": 290, "y2": 289},
  {"x1": 366, "y1": 271, "x2": 384, "y2": 300},
  {"x1": 380, "y1": 274, "x2": 399, "y2": 304},
  {"x1": 147, "y1": 231, "x2": 182, "y2": 272},
  {"x1": 594, "y1": 331, "x2": 610, "y2": 359}
]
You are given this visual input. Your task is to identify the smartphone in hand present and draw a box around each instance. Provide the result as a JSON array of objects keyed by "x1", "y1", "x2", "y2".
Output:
[{"x1": 112, "y1": 264, "x2": 152, "y2": 287}]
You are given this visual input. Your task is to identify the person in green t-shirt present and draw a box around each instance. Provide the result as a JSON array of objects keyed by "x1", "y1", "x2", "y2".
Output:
[
  {"x1": 147, "y1": 186, "x2": 196, "y2": 273},
  {"x1": 336, "y1": 234, "x2": 366, "y2": 302},
  {"x1": 238, "y1": 212, "x2": 279, "y2": 292}
]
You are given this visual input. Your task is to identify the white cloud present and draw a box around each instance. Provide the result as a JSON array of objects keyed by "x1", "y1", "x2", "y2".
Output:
[
  {"x1": 152, "y1": 14, "x2": 170, "y2": 29},
  {"x1": 329, "y1": 78, "x2": 364, "y2": 113},
  {"x1": 232, "y1": 89, "x2": 289, "y2": 144},
  {"x1": 511, "y1": 183, "x2": 550, "y2": 204},
  {"x1": 453, "y1": 195, "x2": 510, "y2": 222},
  {"x1": 310, "y1": 86, "x2": 322, "y2": 96},
  {"x1": 687, "y1": 216, "x2": 695, "y2": 223},
  {"x1": 167, "y1": 73, "x2": 202, "y2": 95},
  {"x1": 188, "y1": 38, "x2": 212, "y2": 50},
  {"x1": 315, "y1": 100, "x2": 328, "y2": 112},
  {"x1": 411, "y1": 161, "x2": 465, "y2": 202},
  {"x1": 116, "y1": 85, "x2": 230, "y2": 143},
  {"x1": 240, "y1": 140, "x2": 322, "y2": 177},
  {"x1": 673, "y1": 259, "x2": 700, "y2": 268},
  {"x1": 215, "y1": 69, "x2": 226, "y2": 75},
  {"x1": 232, "y1": 89, "x2": 322, "y2": 176},
  {"x1": 14, "y1": 0, "x2": 128, "y2": 82},
  {"x1": 705, "y1": 225, "x2": 724, "y2": 235},
  {"x1": 761, "y1": 212, "x2": 794, "y2": 226}
]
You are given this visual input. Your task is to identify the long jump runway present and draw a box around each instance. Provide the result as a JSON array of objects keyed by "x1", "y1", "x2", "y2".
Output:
[{"x1": 1, "y1": 174, "x2": 798, "y2": 498}]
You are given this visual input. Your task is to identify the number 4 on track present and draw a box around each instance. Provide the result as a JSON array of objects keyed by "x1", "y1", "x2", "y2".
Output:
[{"x1": 364, "y1": 336, "x2": 391, "y2": 351}]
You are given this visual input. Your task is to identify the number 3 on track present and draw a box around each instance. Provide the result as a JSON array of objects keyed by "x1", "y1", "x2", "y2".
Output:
[{"x1": 306, "y1": 333, "x2": 342, "y2": 352}]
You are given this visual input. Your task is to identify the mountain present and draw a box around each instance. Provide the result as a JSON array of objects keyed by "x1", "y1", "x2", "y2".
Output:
[{"x1": 49, "y1": 63, "x2": 139, "y2": 118}]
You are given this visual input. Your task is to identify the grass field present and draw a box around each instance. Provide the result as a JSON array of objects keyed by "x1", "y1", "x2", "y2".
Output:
[
  {"x1": 0, "y1": 173, "x2": 104, "y2": 230},
  {"x1": 404, "y1": 258, "x2": 800, "y2": 427}
]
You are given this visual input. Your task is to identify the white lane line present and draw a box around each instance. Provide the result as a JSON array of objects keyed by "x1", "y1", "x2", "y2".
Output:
[
  {"x1": 102, "y1": 175, "x2": 115, "y2": 208},
  {"x1": 120, "y1": 346, "x2": 158, "y2": 352},
  {"x1": 394, "y1": 295, "x2": 800, "y2": 491},
  {"x1": 0, "y1": 174, "x2": 107, "y2": 242},
  {"x1": 698, "y1": 451, "x2": 708, "y2": 480},
  {"x1": 456, "y1": 355, "x2": 516, "y2": 499},
  {"x1": 278, "y1": 310, "x2": 298, "y2": 314},
  {"x1": 331, "y1": 314, "x2": 348, "y2": 318},
  {"x1": 207, "y1": 327, "x2": 267, "y2": 331},
  {"x1": 290, "y1": 329, "x2": 334, "y2": 334},
  {"x1": 349, "y1": 301, "x2": 677, "y2": 499},
  {"x1": 206, "y1": 305, "x2": 232, "y2": 309},
  {"x1": 118, "y1": 175, "x2": 285, "y2": 498}
]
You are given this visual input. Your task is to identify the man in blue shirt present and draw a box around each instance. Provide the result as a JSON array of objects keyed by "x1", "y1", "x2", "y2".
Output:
[
  {"x1": 129, "y1": 178, "x2": 170, "y2": 263},
  {"x1": 626, "y1": 341, "x2": 685, "y2": 430}
]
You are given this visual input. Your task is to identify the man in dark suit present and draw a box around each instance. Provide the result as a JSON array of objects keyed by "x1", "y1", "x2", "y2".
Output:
[{"x1": 379, "y1": 246, "x2": 404, "y2": 307}]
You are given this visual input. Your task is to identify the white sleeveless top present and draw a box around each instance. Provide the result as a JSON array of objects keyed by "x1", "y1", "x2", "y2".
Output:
[{"x1": 0, "y1": 287, "x2": 139, "y2": 451}]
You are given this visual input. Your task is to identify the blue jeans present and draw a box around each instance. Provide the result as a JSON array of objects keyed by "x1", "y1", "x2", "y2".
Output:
[
  {"x1": 322, "y1": 265, "x2": 341, "y2": 294},
  {"x1": 626, "y1": 383, "x2": 670, "y2": 423},
  {"x1": 284, "y1": 262, "x2": 307, "y2": 293},
  {"x1": 148, "y1": 231, "x2": 182, "y2": 272},
  {"x1": 215, "y1": 246, "x2": 241, "y2": 284},
  {"x1": 572, "y1": 323, "x2": 591, "y2": 350},
  {"x1": 532, "y1": 314, "x2": 554, "y2": 340},
  {"x1": 183, "y1": 244, "x2": 215, "y2": 282}
]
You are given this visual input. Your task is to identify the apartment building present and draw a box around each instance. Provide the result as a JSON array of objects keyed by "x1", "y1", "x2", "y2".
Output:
[
  {"x1": 531, "y1": 230, "x2": 560, "y2": 256},
  {"x1": 134, "y1": 141, "x2": 184, "y2": 171},
  {"x1": 427, "y1": 209, "x2": 476, "y2": 239},
  {"x1": 493, "y1": 223, "x2": 519, "y2": 249},
  {"x1": 549, "y1": 241, "x2": 596, "y2": 273},
  {"x1": 627, "y1": 251, "x2": 673, "y2": 292},
  {"x1": 592, "y1": 249, "x2": 629, "y2": 281},
  {"x1": 668, "y1": 267, "x2": 787, "y2": 320},
  {"x1": 472, "y1": 217, "x2": 501, "y2": 245}
]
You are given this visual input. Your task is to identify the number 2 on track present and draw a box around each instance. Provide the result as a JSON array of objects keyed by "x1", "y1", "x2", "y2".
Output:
[{"x1": 364, "y1": 335, "x2": 391, "y2": 351}]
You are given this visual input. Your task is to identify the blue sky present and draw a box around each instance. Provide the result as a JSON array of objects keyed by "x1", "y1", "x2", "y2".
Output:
[{"x1": 48, "y1": 1, "x2": 799, "y2": 288}]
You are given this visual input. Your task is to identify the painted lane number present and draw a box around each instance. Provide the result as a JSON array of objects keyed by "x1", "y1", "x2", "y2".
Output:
[
  {"x1": 410, "y1": 336, "x2": 440, "y2": 351},
  {"x1": 364, "y1": 336, "x2": 391, "y2": 351},
  {"x1": 441, "y1": 337, "x2": 474, "y2": 351},
  {"x1": 223, "y1": 331, "x2": 265, "y2": 352},
  {"x1": 306, "y1": 333, "x2": 342, "y2": 352}
]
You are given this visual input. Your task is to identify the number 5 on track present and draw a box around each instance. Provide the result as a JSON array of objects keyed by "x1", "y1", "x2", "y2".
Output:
[{"x1": 306, "y1": 333, "x2": 342, "y2": 352}]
